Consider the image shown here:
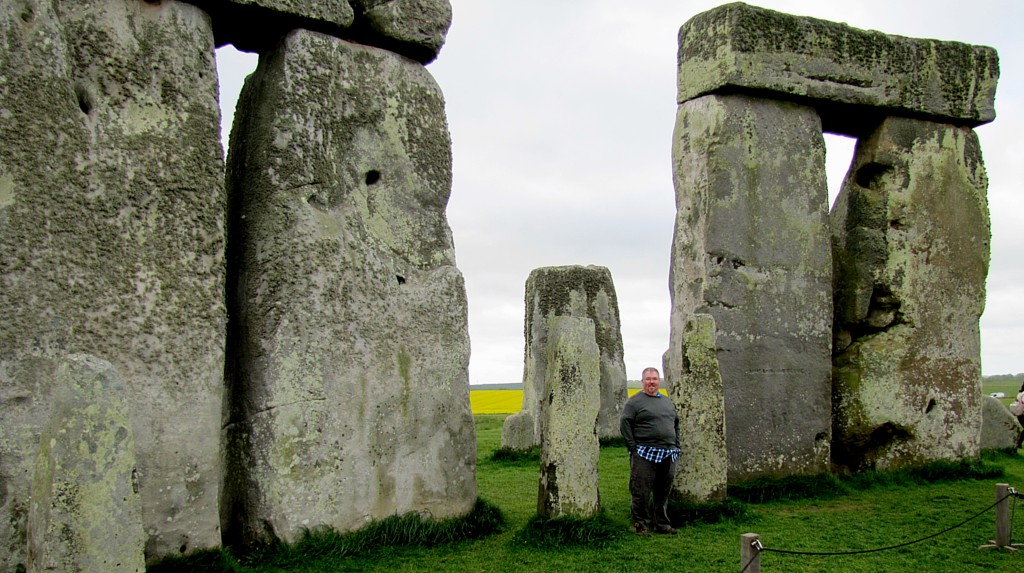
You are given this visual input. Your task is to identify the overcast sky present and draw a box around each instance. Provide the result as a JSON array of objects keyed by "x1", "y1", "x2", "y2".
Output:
[{"x1": 216, "y1": 0, "x2": 1024, "y2": 383}]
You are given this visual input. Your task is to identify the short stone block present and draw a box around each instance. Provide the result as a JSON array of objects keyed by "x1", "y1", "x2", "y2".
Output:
[{"x1": 537, "y1": 317, "x2": 601, "y2": 519}]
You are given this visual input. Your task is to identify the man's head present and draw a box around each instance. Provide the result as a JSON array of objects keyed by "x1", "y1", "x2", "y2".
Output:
[{"x1": 641, "y1": 367, "x2": 660, "y2": 397}]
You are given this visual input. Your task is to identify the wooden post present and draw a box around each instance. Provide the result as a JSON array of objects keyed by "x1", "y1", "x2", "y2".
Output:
[
  {"x1": 740, "y1": 533, "x2": 761, "y2": 573},
  {"x1": 995, "y1": 483, "x2": 1011, "y2": 547},
  {"x1": 979, "y1": 483, "x2": 1022, "y2": 551}
]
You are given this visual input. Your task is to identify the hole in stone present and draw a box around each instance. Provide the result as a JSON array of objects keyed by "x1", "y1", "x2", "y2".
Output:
[
  {"x1": 19, "y1": 5, "x2": 34, "y2": 23},
  {"x1": 854, "y1": 162, "x2": 890, "y2": 191},
  {"x1": 396, "y1": 275, "x2": 406, "y2": 285},
  {"x1": 74, "y1": 83, "x2": 93, "y2": 115},
  {"x1": 179, "y1": 543, "x2": 187, "y2": 553},
  {"x1": 889, "y1": 219, "x2": 903, "y2": 230},
  {"x1": 925, "y1": 398, "x2": 936, "y2": 414},
  {"x1": 365, "y1": 170, "x2": 381, "y2": 185}
]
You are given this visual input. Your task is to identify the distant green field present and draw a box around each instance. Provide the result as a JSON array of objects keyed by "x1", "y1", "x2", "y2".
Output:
[{"x1": 983, "y1": 378, "x2": 1022, "y2": 407}]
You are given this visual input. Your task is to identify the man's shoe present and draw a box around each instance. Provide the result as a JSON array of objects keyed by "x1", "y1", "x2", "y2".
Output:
[
  {"x1": 654, "y1": 526, "x2": 677, "y2": 535},
  {"x1": 633, "y1": 523, "x2": 650, "y2": 537}
]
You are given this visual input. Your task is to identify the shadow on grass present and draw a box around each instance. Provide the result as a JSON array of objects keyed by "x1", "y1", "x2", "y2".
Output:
[
  {"x1": 147, "y1": 498, "x2": 505, "y2": 573},
  {"x1": 516, "y1": 511, "x2": 623, "y2": 549},
  {"x1": 489, "y1": 446, "x2": 540, "y2": 463},
  {"x1": 669, "y1": 497, "x2": 748, "y2": 525},
  {"x1": 728, "y1": 457, "x2": 1005, "y2": 504}
]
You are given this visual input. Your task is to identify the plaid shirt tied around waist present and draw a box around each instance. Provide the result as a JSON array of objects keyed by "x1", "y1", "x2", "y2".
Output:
[{"x1": 635, "y1": 445, "x2": 681, "y2": 463}]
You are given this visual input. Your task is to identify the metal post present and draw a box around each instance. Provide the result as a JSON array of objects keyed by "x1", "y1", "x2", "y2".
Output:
[{"x1": 740, "y1": 533, "x2": 761, "y2": 573}]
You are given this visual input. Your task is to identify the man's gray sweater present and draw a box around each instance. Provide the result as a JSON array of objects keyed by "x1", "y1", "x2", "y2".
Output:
[{"x1": 619, "y1": 392, "x2": 679, "y2": 452}]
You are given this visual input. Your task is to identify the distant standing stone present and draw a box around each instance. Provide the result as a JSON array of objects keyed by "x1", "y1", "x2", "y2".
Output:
[{"x1": 503, "y1": 265, "x2": 628, "y2": 450}]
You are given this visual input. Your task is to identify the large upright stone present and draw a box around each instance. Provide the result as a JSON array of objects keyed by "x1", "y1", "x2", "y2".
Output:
[
  {"x1": 502, "y1": 266, "x2": 627, "y2": 450},
  {"x1": 223, "y1": 29, "x2": 474, "y2": 548},
  {"x1": 27, "y1": 355, "x2": 145, "y2": 573},
  {"x1": 670, "y1": 93, "x2": 832, "y2": 481},
  {"x1": 665, "y1": 314, "x2": 727, "y2": 503},
  {"x1": 677, "y1": 2, "x2": 999, "y2": 132},
  {"x1": 537, "y1": 317, "x2": 601, "y2": 519},
  {"x1": 831, "y1": 116, "x2": 989, "y2": 471},
  {"x1": 0, "y1": 0, "x2": 225, "y2": 566}
]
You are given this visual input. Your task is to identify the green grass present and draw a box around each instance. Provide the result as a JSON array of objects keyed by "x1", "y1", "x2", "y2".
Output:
[{"x1": 153, "y1": 414, "x2": 1024, "y2": 572}]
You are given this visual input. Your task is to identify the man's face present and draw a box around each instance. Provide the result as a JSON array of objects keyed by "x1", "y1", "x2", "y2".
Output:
[{"x1": 642, "y1": 370, "x2": 660, "y2": 396}]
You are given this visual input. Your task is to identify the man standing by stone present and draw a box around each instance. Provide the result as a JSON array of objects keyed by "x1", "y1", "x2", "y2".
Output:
[{"x1": 620, "y1": 367, "x2": 680, "y2": 536}]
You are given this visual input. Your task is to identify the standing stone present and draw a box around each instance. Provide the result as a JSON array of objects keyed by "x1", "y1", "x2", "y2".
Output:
[
  {"x1": 670, "y1": 93, "x2": 832, "y2": 481},
  {"x1": 223, "y1": 29, "x2": 474, "y2": 548},
  {"x1": 537, "y1": 317, "x2": 601, "y2": 519},
  {"x1": 502, "y1": 266, "x2": 627, "y2": 450},
  {"x1": 27, "y1": 355, "x2": 145, "y2": 573},
  {"x1": 665, "y1": 314, "x2": 727, "y2": 503},
  {"x1": 831, "y1": 116, "x2": 989, "y2": 471},
  {"x1": 0, "y1": 0, "x2": 225, "y2": 566},
  {"x1": 980, "y1": 396, "x2": 1019, "y2": 451}
]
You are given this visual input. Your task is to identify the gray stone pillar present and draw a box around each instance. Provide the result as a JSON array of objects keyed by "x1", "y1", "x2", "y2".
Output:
[
  {"x1": 0, "y1": 0, "x2": 225, "y2": 565},
  {"x1": 666, "y1": 314, "x2": 727, "y2": 502},
  {"x1": 27, "y1": 355, "x2": 145, "y2": 573},
  {"x1": 537, "y1": 317, "x2": 601, "y2": 519},
  {"x1": 670, "y1": 93, "x2": 833, "y2": 481},
  {"x1": 831, "y1": 116, "x2": 989, "y2": 470},
  {"x1": 222, "y1": 29, "x2": 475, "y2": 548},
  {"x1": 502, "y1": 265, "x2": 627, "y2": 450}
]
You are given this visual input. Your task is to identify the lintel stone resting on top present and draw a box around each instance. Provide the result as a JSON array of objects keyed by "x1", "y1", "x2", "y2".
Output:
[
  {"x1": 677, "y1": 2, "x2": 999, "y2": 134},
  {"x1": 189, "y1": 0, "x2": 452, "y2": 63}
]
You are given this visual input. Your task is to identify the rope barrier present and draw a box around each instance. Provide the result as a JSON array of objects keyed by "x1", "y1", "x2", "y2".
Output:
[
  {"x1": 739, "y1": 487, "x2": 1022, "y2": 571},
  {"x1": 760, "y1": 492, "x2": 1012, "y2": 556}
]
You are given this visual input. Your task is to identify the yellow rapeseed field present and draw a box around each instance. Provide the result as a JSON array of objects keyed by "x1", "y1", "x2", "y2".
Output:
[
  {"x1": 468, "y1": 388, "x2": 659, "y2": 415},
  {"x1": 468, "y1": 390, "x2": 523, "y2": 414}
]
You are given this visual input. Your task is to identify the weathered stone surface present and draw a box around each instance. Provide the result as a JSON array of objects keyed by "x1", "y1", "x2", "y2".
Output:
[
  {"x1": 677, "y1": 3, "x2": 999, "y2": 132},
  {"x1": 831, "y1": 116, "x2": 989, "y2": 471},
  {"x1": 669, "y1": 93, "x2": 832, "y2": 481},
  {"x1": 195, "y1": 0, "x2": 449, "y2": 63},
  {"x1": 0, "y1": 0, "x2": 225, "y2": 566},
  {"x1": 537, "y1": 317, "x2": 601, "y2": 519},
  {"x1": 211, "y1": 0, "x2": 355, "y2": 28},
  {"x1": 223, "y1": 29, "x2": 474, "y2": 548},
  {"x1": 500, "y1": 410, "x2": 535, "y2": 452},
  {"x1": 351, "y1": 0, "x2": 452, "y2": 63},
  {"x1": 502, "y1": 266, "x2": 628, "y2": 449},
  {"x1": 27, "y1": 355, "x2": 145, "y2": 573},
  {"x1": 665, "y1": 314, "x2": 727, "y2": 503},
  {"x1": 980, "y1": 396, "x2": 1020, "y2": 451}
]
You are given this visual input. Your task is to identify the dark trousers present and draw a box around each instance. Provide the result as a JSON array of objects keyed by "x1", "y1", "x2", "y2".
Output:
[{"x1": 629, "y1": 453, "x2": 677, "y2": 530}]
